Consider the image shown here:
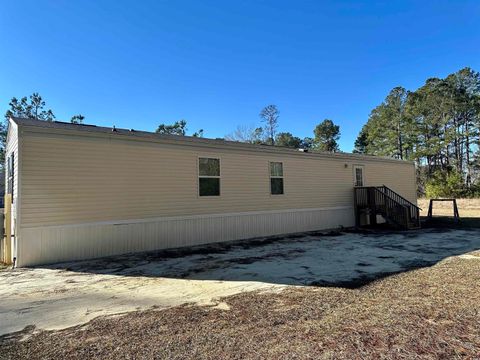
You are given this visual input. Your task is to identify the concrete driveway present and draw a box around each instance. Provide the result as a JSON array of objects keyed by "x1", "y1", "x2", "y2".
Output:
[{"x1": 1, "y1": 227, "x2": 479, "y2": 336}]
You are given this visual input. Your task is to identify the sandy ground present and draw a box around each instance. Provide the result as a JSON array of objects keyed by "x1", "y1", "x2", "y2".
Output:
[
  {"x1": 1, "y1": 227, "x2": 480, "y2": 337},
  {"x1": 0, "y1": 269, "x2": 282, "y2": 336}
]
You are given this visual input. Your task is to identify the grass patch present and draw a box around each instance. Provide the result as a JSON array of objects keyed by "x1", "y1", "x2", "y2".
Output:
[{"x1": 2, "y1": 251, "x2": 480, "y2": 359}]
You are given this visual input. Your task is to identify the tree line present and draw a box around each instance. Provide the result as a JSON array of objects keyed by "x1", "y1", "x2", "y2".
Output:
[
  {"x1": 154, "y1": 104, "x2": 343, "y2": 153},
  {"x1": 1, "y1": 95, "x2": 343, "y2": 167},
  {"x1": 4, "y1": 67, "x2": 479, "y2": 200},
  {"x1": 225, "y1": 104, "x2": 341, "y2": 152},
  {"x1": 353, "y1": 67, "x2": 480, "y2": 197}
]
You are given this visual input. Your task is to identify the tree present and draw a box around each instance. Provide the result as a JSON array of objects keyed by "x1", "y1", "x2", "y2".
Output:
[
  {"x1": 300, "y1": 137, "x2": 315, "y2": 149},
  {"x1": 355, "y1": 67, "x2": 480, "y2": 197},
  {"x1": 225, "y1": 125, "x2": 266, "y2": 144},
  {"x1": 383, "y1": 87, "x2": 411, "y2": 160},
  {"x1": 192, "y1": 129, "x2": 204, "y2": 138},
  {"x1": 353, "y1": 126, "x2": 369, "y2": 154},
  {"x1": 405, "y1": 78, "x2": 449, "y2": 171},
  {"x1": 259, "y1": 105, "x2": 279, "y2": 145},
  {"x1": 275, "y1": 132, "x2": 302, "y2": 148},
  {"x1": 360, "y1": 87, "x2": 414, "y2": 160},
  {"x1": 0, "y1": 121, "x2": 6, "y2": 165},
  {"x1": 70, "y1": 114, "x2": 85, "y2": 124},
  {"x1": 2, "y1": 92, "x2": 56, "y2": 167},
  {"x1": 156, "y1": 120, "x2": 204, "y2": 137},
  {"x1": 156, "y1": 120, "x2": 187, "y2": 135},
  {"x1": 313, "y1": 119, "x2": 340, "y2": 152},
  {"x1": 251, "y1": 127, "x2": 266, "y2": 144},
  {"x1": 444, "y1": 68, "x2": 480, "y2": 187},
  {"x1": 225, "y1": 125, "x2": 256, "y2": 142},
  {"x1": 5, "y1": 93, "x2": 55, "y2": 122}
]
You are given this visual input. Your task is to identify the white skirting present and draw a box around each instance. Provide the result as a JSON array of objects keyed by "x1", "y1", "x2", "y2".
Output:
[{"x1": 17, "y1": 206, "x2": 354, "y2": 266}]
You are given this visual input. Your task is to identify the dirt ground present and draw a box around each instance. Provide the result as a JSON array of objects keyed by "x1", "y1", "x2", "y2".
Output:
[
  {"x1": 0, "y1": 266, "x2": 282, "y2": 336},
  {"x1": 1, "y1": 222, "x2": 480, "y2": 359},
  {"x1": 1, "y1": 227, "x2": 479, "y2": 338},
  {"x1": 1, "y1": 248, "x2": 479, "y2": 359}
]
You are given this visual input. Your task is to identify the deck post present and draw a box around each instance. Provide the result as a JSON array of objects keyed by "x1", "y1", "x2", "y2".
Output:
[
  {"x1": 367, "y1": 187, "x2": 377, "y2": 226},
  {"x1": 353, "y1": 188, "x2": 359, "y2": 227}
]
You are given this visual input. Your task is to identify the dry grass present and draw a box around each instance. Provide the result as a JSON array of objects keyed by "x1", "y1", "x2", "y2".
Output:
[
  {"x1": 418, "y1": 198, "x2": 480, "y2": 218},
  {"x1": 2, "y1": 251, "x2": 480, "y2": 359}
]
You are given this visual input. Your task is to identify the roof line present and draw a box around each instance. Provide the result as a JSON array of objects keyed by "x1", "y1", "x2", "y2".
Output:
[{"x1": 9, "y1": 116, "x2": 412, "y2": 164}]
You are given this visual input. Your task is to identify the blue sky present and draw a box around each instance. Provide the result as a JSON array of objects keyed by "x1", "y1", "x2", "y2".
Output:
[{"x1": 1, "y1": 1, "x2": 479, "y2": 151}]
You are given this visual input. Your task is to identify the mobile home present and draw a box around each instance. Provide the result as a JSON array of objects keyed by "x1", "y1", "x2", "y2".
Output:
[{"x1": 2, "y1": 117, "x2": 418, "y2": 266}]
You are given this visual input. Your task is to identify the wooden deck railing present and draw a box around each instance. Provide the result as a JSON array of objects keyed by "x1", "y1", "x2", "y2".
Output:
[
  {"x1": 354, "y1": 186, "x2": 420, "y2": 230},
  {"x1": 378, "y1": 185, "x2": 421, "y2": 228}
]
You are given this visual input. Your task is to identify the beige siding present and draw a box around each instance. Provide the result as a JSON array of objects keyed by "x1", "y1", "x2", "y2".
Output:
[
  {"x1": 14, "y1": 126, "x2": 418, "y2": 265},
  {"x1": 3, "y1": 121, "x2": 19, "y2": 263},
  {"x1": 19, "y1": 130, "x2": 416, "y2": 228},
  {"x1": 363, "y1": 161, "x2": 417, "y2": 204},
  {"x1": 5, "y1": 121, "x2": 19, "y2": 210}
]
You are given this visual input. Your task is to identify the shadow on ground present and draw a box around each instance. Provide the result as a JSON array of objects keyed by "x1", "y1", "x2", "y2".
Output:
[
  {"x1": 423, "y1": 215, "x2": 480, "y2": 229},
  {"x1": 40, "y1": 220, "x2": 480, "y2": 289}
]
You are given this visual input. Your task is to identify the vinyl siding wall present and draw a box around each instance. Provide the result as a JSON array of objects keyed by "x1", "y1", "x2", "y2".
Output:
[
  {"x1": 6, "y1": 121, "x2": 19, "y2": 211},
  {"x1": 16, "y1": 128, "x2": 417, "y2": 265},
  {"x1": 3, "y1": 121, "x2": 19, "y2": 263}
]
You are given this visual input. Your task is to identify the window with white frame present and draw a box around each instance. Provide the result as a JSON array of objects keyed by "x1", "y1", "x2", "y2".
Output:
[
  {"x1": 354, "y1": 166, "x2": 364, "y2": 187},
  {"x1": 270, "y1": 161, "x2": 284, "y2": 195},
  {"x1": 199, "y1": 157, "x2": 220, "y2": 196}
]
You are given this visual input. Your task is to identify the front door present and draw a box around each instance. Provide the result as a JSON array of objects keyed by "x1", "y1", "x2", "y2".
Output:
[{"x1": 353, "y1": 165, "x2": 364, "y2": 187}]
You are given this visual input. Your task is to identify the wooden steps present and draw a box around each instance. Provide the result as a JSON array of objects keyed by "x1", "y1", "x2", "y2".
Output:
[{"x1": 354, "y1": 185, "x2": 421, "y2": 230}]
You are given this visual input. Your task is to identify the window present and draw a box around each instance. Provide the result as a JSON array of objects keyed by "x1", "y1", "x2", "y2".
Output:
[
  {"x1": 354, "y1": 166, "x2": 364, "y2": 187},
  {"x1": 199, "y1": 157, "x2": 220, "y2": 196},
  {"x1": 7, "y1": 153, "x2": 14, "y2": 200},
  {"x1": 270, "y1": 162, "x2": 284, "y2": 195}
]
